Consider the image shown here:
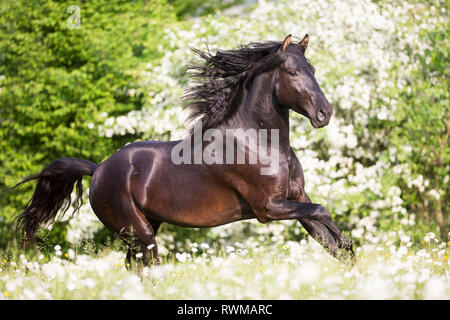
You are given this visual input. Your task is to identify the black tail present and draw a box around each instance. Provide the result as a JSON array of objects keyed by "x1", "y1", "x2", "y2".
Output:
[{"x1": 12, "y1": 157, "x2": 97, "y2": 246}]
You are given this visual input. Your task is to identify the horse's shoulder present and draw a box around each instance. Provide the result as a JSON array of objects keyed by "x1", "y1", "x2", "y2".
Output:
[{"x1": 287, "y1": 148, "x2": 303, "y2": 175}]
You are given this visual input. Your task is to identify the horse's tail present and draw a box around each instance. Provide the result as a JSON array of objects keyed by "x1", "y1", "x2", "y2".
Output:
[{"x1": 12, "y1": 157, "x2": 97, "y2": 246}]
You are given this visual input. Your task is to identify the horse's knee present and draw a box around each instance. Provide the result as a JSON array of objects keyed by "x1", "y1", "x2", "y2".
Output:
[
  {"x1": 139, "y1": 229, "x2": 156, "y2": 243},
  {"x1": 256, "y1": 207, "x2": 285, "y2": 223},
  {"x1": 313, "y1": 204, "x2": 331, "y2": 220}
]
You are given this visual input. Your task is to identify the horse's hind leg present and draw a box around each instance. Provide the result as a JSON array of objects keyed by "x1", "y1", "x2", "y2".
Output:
[
  {"x1": 93, "y1": 195, "x2": 158, "y2": 275},
  {"x1": 125, "y1": 220, "x2": 161, "y2": 272}
]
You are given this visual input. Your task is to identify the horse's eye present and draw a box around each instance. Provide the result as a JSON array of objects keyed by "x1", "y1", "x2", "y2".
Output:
[{"x1": 288, "y1": 70, "x2": 296, "y2": 76}]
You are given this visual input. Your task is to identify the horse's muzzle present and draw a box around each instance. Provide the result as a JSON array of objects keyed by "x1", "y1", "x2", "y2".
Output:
[{"x1": 311, "y1": 107, "x2": 333, "y2": 128}]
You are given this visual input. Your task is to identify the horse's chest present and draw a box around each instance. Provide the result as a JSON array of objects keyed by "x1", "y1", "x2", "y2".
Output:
[
  {"x1": 269, "y1": 163, "x2": 305, "y2": 201},
  {"x1": 286, "y1": 158, "x2": 306, "y2": 201}
]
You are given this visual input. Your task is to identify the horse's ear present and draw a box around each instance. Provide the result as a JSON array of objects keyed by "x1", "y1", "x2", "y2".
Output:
[
  {"x1": 298, "y1": 34, "x2": 309, "y2": 52},
  {"x1": 280, "y1": 34, "x2": 292, "y2": 51}
]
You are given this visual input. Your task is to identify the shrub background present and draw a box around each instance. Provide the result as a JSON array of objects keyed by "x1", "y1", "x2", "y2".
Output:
[{"x1": 0, "y1": 0, "x2": 448, "y2": 252}]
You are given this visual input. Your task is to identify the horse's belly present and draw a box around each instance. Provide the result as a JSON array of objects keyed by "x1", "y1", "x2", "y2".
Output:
[
  {"x1": 132, "y1": 162, "x2": 253, "y2": 228},
  {"x1": 141, "y1": 188, "x2": 250, "y2": 228}
]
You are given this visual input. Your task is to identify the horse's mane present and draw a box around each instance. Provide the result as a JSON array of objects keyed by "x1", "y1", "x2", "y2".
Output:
[{"x1": 184, "y1": 40, "x2": 286, "y2": 131}]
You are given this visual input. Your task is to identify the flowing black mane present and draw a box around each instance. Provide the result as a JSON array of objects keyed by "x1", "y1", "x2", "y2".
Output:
[{"x1": 184, "y1": 41, "x2": 286, "y2": 131}]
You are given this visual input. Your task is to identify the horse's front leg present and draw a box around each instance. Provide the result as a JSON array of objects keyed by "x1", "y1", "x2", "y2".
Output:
[
  {"x1": 298, "y1": 217, "x2": 338, "y2": 256},
  {"x1": 294, "y1": 192, "x2": 354, "y2": 261},
  {"x1": 261, "y1": 198, "x2": 355, "y2": 263}
]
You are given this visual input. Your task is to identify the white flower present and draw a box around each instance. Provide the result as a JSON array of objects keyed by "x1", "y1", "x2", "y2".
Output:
[
  {"x1": 189, "y1": 282, "x2": 206, "y2": 298},
  {"x1": 6, "y1": 279, "x2": 21, "y2": 293},
  {"x1": 67, "y1": 249, "x2": 75, "y2": 259},
  {"x1": 148, "y1": 265, "x2": 167, "y2": 280},
  {"x1": 82, "y1": 278, "x2": 96, "y2": 288},
  {"x1": 352, "y1": 228, "x2": 364, "y2": 238},
  {"x1": 423, "y1": 278, "x2": 447, "y2": 299},
  {"x1": 66, "y1": 282, "x2": 76, "y2": 291},
  {"x1": 166, "y1": 286, "x2": 177, "y2": 295},
  {"x1": 41, "y1": 263, "x2": 66, "y2": 280},
  {"x1": 225, "y1": 246, "x2": 235, "y2": 253},
  {"x1": 22, "y1": 289, "x2": 37, "y2": 299},
  {"x1": 296, "y1": 262, "x2": 320, "y2": 285},
  {"x1": 400, "y1": 235, "x2": 411, "y2": 243},
  {"x1": 175, "y1": 252, "x2": 191, "y2": 263}
]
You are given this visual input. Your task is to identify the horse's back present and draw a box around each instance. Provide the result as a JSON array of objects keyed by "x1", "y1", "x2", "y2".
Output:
[{"x1": 90, "y1": 139, "x2": 178, "y2": 189}]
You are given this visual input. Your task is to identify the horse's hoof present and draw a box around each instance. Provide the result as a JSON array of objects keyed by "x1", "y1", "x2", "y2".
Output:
[
  {"x1": 338, "y1": 235, "x2": 353, "y2": 251},
  {"x1": 335, "y1": 237, "x2": 356, "y2": 266}
]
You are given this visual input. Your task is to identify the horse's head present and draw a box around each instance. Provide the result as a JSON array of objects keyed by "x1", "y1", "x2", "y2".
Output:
[{"x1": 274, "y1": 34, "x2": 333, "y2": 128}]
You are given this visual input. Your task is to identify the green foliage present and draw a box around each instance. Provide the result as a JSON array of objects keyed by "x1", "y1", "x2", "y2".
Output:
[
  {"x1": 0, "y1": 0, "x2": 175, "y2": 246},
  {"x1": 388, "y1": 23, "x2": 449, "y2": 236},
  {"x1": 168, "y1": 0, "x2": 244, "y2": 18}
]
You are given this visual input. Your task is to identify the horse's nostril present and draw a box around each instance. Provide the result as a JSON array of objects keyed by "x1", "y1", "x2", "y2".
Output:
[{"x1": 317, "y1": 109, "x2": 326, "y2": 122}]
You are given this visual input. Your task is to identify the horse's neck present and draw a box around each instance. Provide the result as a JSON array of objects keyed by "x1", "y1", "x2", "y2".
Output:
[{"x1": 220, "y1": 71, "x2": 292, "y2": 156}]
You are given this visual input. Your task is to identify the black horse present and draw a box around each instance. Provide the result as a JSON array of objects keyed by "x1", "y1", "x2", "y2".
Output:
[{"x1": 13, "y1": 35, "x2": 355, "y2": 271}]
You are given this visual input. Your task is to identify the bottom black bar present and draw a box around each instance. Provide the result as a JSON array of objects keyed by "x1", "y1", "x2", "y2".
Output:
[{"x1": 0, "y1": 300, "x2": 447, "y2": 318}]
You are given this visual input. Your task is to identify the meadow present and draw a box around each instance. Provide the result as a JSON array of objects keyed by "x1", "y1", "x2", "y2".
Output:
[
  {"x1": 1, "y1": 231, "x2": 448, "y2": 299},
  {"x1": 0, "y1": 0, "x2": 448, "y2": 299}
]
